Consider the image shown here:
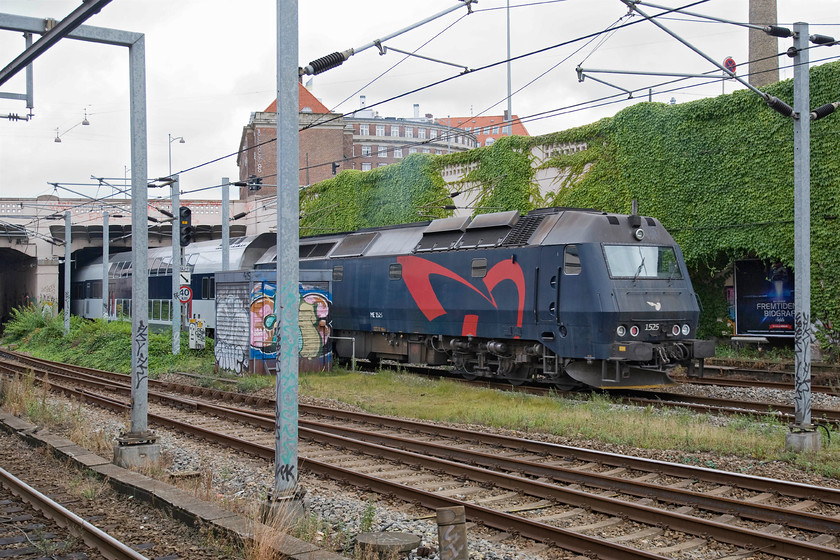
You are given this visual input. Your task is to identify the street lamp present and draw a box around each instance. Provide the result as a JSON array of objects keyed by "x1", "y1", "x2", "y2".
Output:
[{"x1": 168, "y1": 133, "x2": 185, "y2": 176}]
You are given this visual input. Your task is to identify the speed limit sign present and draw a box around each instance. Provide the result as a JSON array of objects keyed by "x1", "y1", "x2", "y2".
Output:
[{"x1": 177, "y1": 285, "x2": 193, "y2": 303}]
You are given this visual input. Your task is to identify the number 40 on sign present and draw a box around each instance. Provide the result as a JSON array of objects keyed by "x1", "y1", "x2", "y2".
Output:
[{"x1": 178, "y1": 285, "x2": 193, "y2": 303}]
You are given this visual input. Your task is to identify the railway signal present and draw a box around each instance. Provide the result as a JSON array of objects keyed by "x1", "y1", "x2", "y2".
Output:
[{"x1": 179, "y1": 206, "x2": 193, "y2": 246}]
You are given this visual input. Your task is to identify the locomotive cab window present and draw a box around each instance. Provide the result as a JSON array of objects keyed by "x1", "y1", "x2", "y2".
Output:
[
  {"x1": 564, "y1": 245, "x2": 581, "y2": 275},
  {"x1": 603, "y1": 245, "x2": 683, "y2": 279},
  {"x1": 471, "y1": 258, "x2": 487, "y2": 278},
  {"x1": 389, "y1": 263, "x2": 402, "y2": 280}
]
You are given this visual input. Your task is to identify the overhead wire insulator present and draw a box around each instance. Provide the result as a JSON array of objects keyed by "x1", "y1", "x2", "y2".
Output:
[
  {"x1": 302, "y1": 51, "x2": 351, "y2": 76},
  {"x1": 765, "y1": 95, "x2": 794, "y2": 118},
  {"x1": 810, "y1": 34, "x2": 837, "y2": 45},
  {"x1": 764, "y1": 25, "x2": 792, "y2": 38},
  {"x1": 811, "y1": 102, "x2": 839, "y2": 121}
]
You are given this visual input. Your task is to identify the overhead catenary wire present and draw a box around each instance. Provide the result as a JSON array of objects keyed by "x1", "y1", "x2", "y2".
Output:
[{"x1": 45, "y1": 1, "x2": 835, "y2": 202}]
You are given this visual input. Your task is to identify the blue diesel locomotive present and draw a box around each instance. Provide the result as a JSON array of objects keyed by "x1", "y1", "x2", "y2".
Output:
[
  {"x1": 273, "y1": 207, "x2": 714, "y2": 389},
  {"x1": 72, "y1": 207, "x2": 713, "y2": 389}
]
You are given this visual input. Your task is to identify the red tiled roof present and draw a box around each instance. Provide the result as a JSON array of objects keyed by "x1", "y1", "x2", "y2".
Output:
[
  {"x1": 264, "y1": 83, "x2": 331, "y2": 114},
  {"x1": 437, "y1": 115, "x2": 529, "y2": 146}
]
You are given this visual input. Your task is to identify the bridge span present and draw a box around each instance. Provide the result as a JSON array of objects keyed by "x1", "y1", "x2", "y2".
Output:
[{"x1": 0, "y1": 194, "x2": 271, "y2": 324}]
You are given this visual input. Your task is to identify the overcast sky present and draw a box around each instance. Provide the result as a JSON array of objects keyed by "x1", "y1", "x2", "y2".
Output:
[{"x1": 0, "y1": 0, "x2": 837, "y2": 202}]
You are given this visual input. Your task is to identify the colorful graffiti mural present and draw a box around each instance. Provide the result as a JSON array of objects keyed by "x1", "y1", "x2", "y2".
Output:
[
  {"x1": 249, "y1": 281, "x2": 332, "y2": 368},
  {"x1": 215, "y1": 272, "x2": 333, "y2": 375}
]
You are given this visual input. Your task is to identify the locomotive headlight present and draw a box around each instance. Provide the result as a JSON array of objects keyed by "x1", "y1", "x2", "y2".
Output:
[
  {"x1": 671, "y1": 324, "x2": 681, "y2": 336},
  {"x1": 681, "y1": 324, "x2": 690, "y2": 336},
  {"x1": 633, "y1": 228, "x2": 645, "y2": 241},
  {"x1": 629, "y1": 325, "x2": 640, "y2": 337},
  {"x1": 616, "y1": 325, "x2": 626, "y2": 337}
]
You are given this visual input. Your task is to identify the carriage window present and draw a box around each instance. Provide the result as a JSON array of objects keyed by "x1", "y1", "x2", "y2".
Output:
[
  {"x1": 564, "y1": 245, "x2": 581, "y2": 275},
  {"x1": 332, "y1": 265, "x2": 344, "y2": 282},
  {"x1": 471, "y1": 258, "x2": 487, "y2": 278},
  {"x1": 201, "y1": 277, "x2": 215, "y2": 299},
  {"x1": 389, "y1": 263, "x2": 402, "y2": 280},
  {"x1": 603, "y1": 245, "x2": 682, "y2": 279}
]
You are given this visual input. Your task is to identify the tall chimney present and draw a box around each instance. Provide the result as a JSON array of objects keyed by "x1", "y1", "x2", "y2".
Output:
[
  {"x1": 748, "y1": 0, "x2": 779, "y2": 87},
  {"x1": 360, "y1": 95, "x2": 366, "y2": 109},
  {"x1": 413, "y1": 103, "x2": 420, "y2": 118}
]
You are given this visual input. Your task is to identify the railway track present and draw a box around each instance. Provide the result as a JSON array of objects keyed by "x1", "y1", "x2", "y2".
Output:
[
  {"x1": 0, "y1": 464, "x2": 148, "y2": 560},
  {"x1": 2, "y1": 351, "x2": 840, "y2": 559}
]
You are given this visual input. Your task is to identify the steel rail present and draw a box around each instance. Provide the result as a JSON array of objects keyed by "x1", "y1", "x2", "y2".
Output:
[
  {"x1": 4, "y1": 353, "x2": 840, "y2": 506},
  {"x1": 0, "y1": 466, "x2": 148, "y2": 560},
  {"x1": 678, "y1": 375, "x2": 837, "y2": 394},
  {"x1": 4, "y1": 358, "x2": 840, "y2": 558},
  {"x1": 296, "y1": 416, "x2": 840, "y2": 534},
  {"x1": 622, "y1": 392, "x2": 840, "y2": 427}
]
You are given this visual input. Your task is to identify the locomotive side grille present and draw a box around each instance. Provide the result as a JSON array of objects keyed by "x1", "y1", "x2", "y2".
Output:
[{"x1": 501, "y1": 214, "x2": 546, "y2": 246}]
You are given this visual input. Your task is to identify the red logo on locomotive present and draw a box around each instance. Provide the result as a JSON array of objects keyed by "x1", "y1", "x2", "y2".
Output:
[{"x1": 397, "y1": 255, "x2": 525, "y2": 337}]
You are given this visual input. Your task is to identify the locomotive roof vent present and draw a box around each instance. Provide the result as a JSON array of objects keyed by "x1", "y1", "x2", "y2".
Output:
[
  {"x1": 456, "y1": 210, "x2": 519, "y2": 249},
  {"x1": 501, "y1": 213, "x2": 547, "y2": 246},
  {"x1": 414, "y1": 215, "x2": 471, "y2": 252},
  {"x1": 332, "y1": 232, "x2": 379, "y2": 257}
]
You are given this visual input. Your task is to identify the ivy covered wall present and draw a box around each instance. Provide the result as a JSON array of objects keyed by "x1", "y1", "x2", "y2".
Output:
[{"x1": 300, "y1": 61, "x2": 840, "y2": 341}]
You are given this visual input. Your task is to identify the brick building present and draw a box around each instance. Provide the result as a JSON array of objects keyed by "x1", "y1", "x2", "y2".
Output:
[
  {"x1": 237, "y1": 83, "x2": 350, "y2": 198},
  {"x1": 237, "y1": 92, "x2": 478, "y2": 197},
  {"x1": 440, "y1": 114, "x2": 529, "y2": 147},
  {"x1": 345, "y1": 101, "x2": 477, "y2": 172}
]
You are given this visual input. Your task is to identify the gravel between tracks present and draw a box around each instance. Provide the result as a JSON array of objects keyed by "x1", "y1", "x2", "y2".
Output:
[
  {"x1": 4, "y1": 377, "x2": 840, "y2": 559},
  {"x1": 0, "y1": 430, "x2": 240, "y2": 559}
]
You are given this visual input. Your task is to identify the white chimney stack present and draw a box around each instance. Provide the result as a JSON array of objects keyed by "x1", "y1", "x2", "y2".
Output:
[
  {"x1": 413, "y1": 103, "x2": 420, "y2": 118},
  {"x1": 360, "y1": 95, "x2": 366, "y2": 109}
]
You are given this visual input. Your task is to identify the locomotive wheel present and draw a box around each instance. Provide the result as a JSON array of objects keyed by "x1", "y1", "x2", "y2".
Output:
[{"x1": 504, "y1": 365, "x2": 531, "y2": 386}]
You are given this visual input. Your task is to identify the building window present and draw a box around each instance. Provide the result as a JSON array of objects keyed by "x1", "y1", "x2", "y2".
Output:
[
  {"x1": 378, "y1": 163, "x2": 388, "y2": 167},
  {"x1": 492, "y1": 126, "x2": 499, "y2": 134},
  {"x1": 376, "y1": 124, "x2": 385, "y2": 136},
  {"x1": 456, "y1": 136, "x2": 462, "y2": 144},
  {"x1": 418, "y1": 128, "x2": 426, "y2": 139},
  {"x1": 483, "y1": 126, "x2": 490, "y2": 135},
  {"x1": 391, "y1": 126, "x2": 399, "y2": 137},
  {"x1": 361, "y1": 145, "x2": 371, "y2": 156},
  {"x1": 503, "y1": 125, "x2": 511, "y2": 135},
  {"x1": 361, "y1": 162, "x2": 372, "y2": 171},
  {"x1": 485, "y1": 137, "x2": 495, "y2": 146},
  {"x1": 394, "y1": 148, "x2": 403, "y2": 158},
  {"x1": 359, "y1": 124, "x2": 369, "y2": 136},
  {"x1": 378, "y1": 146, "x2": 387, "y2": 157},
  {"x1": 405, "y1": 127, "x2": 413, "y2": 138},
  {"x1": 409, "y1": 147, "x2": 417, "y2": 154},
  {"x1": 436, "y1": 149, "x2": 443, "y2": 155},
  {"x1": 423, "y1": 148, "x2": 430, "y2": 153},
  {"x1": 430, "y1": 129, "x2": 437, "y2": 139}
]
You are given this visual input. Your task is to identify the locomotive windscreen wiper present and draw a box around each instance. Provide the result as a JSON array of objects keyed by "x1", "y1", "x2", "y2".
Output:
[{"x1": 633, "y1": 247, "x2": 646, "y2": 282}]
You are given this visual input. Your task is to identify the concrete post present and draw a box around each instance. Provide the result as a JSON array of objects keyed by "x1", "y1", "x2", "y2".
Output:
[
  {"x1": 63, "y1": 210, "x2": 70, "y2": 334},
  {"x1": 222, "y1": 177, "x2": 230, "y2": 271},
  {"x1": 102, "y1": 210, "x2": 109, "y2": 320},
  {"x1": 171, "y1": 175, "x2": 181, "y2": 355},
  {"x1": 114, "y1": 32, "x2": 160, "y2": 468},
  {"x1": 437, "y1": 506, "x2": 468, "y2": 560},
  {"x1": 270, "y1": 0, "x2": 302, "y2": 510},
  {"x1": 786, "y1": 22, "x2": 820, "y2": 452}
]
